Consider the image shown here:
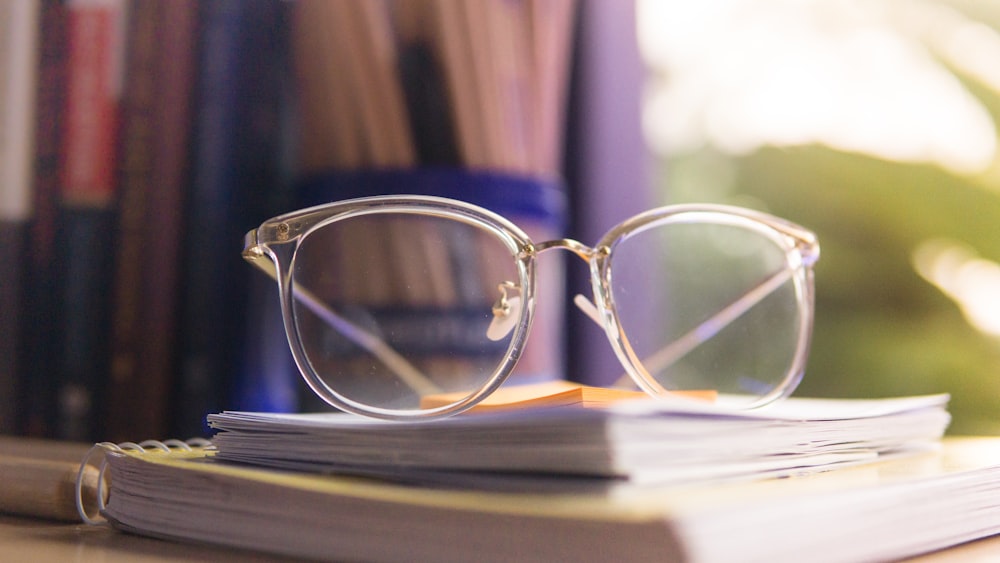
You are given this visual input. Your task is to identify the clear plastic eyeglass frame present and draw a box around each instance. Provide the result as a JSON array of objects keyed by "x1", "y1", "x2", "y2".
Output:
[{"x1": 243, "y1": 194, "x2": 820, "y2": 420}]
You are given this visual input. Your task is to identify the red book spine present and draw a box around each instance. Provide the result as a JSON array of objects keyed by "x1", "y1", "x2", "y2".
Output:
[
  {"x1": 60, "y1": 1, "x2": 124, "y2": 205},
  {"x1": 50, "y1": 0, "x2": 127, "y2": 441}
]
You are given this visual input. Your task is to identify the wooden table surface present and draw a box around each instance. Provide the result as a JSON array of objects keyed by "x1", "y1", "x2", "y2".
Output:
[{"x1": 1, "y1": 513, "x2": 998, "y2": 562}]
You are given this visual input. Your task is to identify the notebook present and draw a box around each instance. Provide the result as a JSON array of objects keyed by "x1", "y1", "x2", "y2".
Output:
[
  {"x1": 207, "y1": 393, "x2": 952, "y2": 490},
  {"x1": 80, "y1": 436, "x2": 1000, "y2": 563}
]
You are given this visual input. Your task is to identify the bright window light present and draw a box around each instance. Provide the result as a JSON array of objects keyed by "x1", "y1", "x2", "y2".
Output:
[
  {"x1": 913, "y1": 239, "x2": 1000, "y2": 337},
  {"x1": 638, "y1": 0, "x2": 998, "y2": 174}
]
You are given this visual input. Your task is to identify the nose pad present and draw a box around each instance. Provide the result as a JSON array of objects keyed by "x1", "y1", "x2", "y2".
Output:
[{"x1": 487, "y1": 282, "x2": 522, "y2": 341}]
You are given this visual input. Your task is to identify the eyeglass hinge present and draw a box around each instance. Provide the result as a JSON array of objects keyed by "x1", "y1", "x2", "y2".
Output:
[{"x1": 242, "y1": 229, "x2": 264, "y2": 261}]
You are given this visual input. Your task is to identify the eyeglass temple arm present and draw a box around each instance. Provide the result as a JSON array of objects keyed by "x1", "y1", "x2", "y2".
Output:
[
  {"x1": 242, "y1": 242, "x2": 442, "y2": 396},
  {"x1": 574, "y1": 267, "x2": 794, "y2": 389}
]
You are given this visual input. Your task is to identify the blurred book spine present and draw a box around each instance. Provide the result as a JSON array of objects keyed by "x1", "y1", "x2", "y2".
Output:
[
  {"x1": 20, "y1": 0, "x2": 67, "y2": 438},
  {"x1": 0, "y1": 0, "x2": 41, "y2": 434},
  {"x1": 104, "y1": 0, "x2": 198, "y2": 443},
  {"x1": 228, "y1": 1, "x2": 297, "y2": 418},
  {"x1": 51, "y1": 0, "x2": 127, "y2": 441},
  {"x1": 171, "y1": 0, "x2": 291, "y2": 438}
]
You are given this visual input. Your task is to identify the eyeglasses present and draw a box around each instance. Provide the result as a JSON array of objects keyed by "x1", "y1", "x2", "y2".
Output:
[{"x1": 243, "y1": 195, "x2": 819, "y2": 420}]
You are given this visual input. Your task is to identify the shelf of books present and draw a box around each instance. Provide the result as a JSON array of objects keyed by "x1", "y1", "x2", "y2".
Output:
[
  {"x1": 1, "y1": 0, "x2": 578, "y2": 443},
  {"x1": 3, "y1": 0, "x2": 298, "y2": 442}
]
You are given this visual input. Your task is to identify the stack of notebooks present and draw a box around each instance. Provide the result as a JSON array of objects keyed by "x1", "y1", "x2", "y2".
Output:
[{"x1": 81, "y1": 385, "x2": 1000, "y2": 562}]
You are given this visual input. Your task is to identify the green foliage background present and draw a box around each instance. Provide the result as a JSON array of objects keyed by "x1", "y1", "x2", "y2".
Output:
[
  {"x1": 662, "y1": 145, "x2": 1000, "y2": 435},
  {"x1": 640, "y1": 0, "x2": 1000, "y2": 435}
]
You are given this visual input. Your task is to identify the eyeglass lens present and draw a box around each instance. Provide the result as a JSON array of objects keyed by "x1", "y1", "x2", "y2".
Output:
[
  {"x1": 607, "y1": 217, "x2": 805, "y2": 408},
  {"x1": 290, "y1": 213, "x2": 523, "y2": 411}
]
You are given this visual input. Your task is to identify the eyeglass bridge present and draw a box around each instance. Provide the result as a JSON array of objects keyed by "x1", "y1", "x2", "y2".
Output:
[{"x1": 522, "y1": 238, "x2": 609, "y2": 261}]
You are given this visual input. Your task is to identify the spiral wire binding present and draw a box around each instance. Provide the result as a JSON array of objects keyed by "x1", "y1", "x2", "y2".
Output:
[{"x1": 75, "y1": 437, "x2": 214, "y2": 525}]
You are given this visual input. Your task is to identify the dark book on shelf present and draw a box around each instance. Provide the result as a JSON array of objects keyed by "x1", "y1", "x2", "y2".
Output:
[
  {"x1": 104, "y1": 0, "x2": 198, "y2": 443},
  {"x1": 20, "y1": 0, "x2": 67, "y2": 438},
  {"x1": 0, "y1": 220, "x2": 26, "y2": 435},
  {"x1": 0, "y1": 0, "x2": 40, "y2": 435},
  {"x1": 51, "y1": 206, "x2": 117, "y2": 441},
  {"x1": 228, "y1": 2, "x2": 298, "y2": 418},
  {"x1": 50, "y1": 0, "x2": 127, "y2": 442},
  {"x1": 171, "y1": 0, "x2": 292, "y2": 438}
]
